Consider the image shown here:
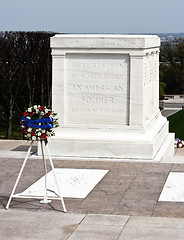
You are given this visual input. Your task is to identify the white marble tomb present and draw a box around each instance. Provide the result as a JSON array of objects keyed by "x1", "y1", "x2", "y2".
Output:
[{"x1": 41, "y1": 34, "x2": 174, "y2": 160}]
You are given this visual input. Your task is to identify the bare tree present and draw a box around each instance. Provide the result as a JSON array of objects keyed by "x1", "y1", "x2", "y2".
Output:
[
  {"x1": 0, "y1": 31, "x2": 54, "y2": 139},
  {"x1": 0, "y1": 32, "x2": 25, "y2": 138}
]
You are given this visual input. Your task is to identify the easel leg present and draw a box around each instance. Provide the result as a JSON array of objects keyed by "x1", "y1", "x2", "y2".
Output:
[
  {"x1": 6, "y1": 141, "x2": 34, "y2": 210},
  {"x1": 46, "y1": 144, "x2": 67, "y2": 213},
  {"x1": 40, "y1": 141, "x2": 51, "y2": 204}
]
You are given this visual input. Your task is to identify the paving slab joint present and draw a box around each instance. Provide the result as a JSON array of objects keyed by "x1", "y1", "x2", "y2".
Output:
[
  {"x1": 151, "y1": 163, "x2": 174, "y2": 217},
  {"x1": 116, "y1": 216, "x2": 131, "y2": 240},
  {"x1": 115, "y1": 163, "x2": 144, "y2": 207},
  {"x1": 66, "y1": 214, "x2": 88, "y2": 240}
]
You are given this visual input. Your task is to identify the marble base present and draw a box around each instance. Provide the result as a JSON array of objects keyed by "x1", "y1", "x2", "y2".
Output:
[
  {"x1": 38, "y1": 112, "x2": 174, "y2": 161},
  {"x1": 159, "y1": 172, "x2": 184, "y2": 202},
  {"x1": 19, "y1": 168, "x2": 108, "y2": 199}
]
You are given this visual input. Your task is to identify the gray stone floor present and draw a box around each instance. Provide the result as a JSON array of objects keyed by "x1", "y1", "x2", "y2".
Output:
[
  {"x1": 2, "y1": 210, "x2": 184, "y2": 240},
  {"x1": 161, "y1": 109, "x2": 180, "y2": 117},
  {"x1": 1, "y1": 140, "x2": 184, "y2": 239}
]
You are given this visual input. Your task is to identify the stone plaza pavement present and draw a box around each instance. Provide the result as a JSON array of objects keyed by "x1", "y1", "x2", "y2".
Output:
[{"x1": 1, "y1": 140, "x2": 184, "y2": 239}]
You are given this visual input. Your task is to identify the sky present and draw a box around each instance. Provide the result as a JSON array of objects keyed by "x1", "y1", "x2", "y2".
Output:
[{"x1": 0, "y1": 0, "x2": 183, "y2": 34}]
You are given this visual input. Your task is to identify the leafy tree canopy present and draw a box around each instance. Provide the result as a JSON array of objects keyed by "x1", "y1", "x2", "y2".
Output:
[{"x1": 160, "y1": 38, "x2": 184, "y2": 94}]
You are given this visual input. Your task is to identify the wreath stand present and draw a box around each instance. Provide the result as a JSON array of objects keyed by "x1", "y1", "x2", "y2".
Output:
[{"x1": 5, "y1": 140, "x2": 67, "y2": 212}]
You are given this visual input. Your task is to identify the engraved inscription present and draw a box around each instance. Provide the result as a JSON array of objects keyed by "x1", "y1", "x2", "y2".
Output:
[
  {"x1": 65, "y1": 54, "x2": 129, "y2": 125},
  {"x1": 71, "y1": 73, "x2": 124, "y2": 80},
  {"x1": 73, "y1": 84, "x2": 124, "y2": 92},
  {"x1": 72, "y1": 62, "x2": 126, "y2": 69},
  {"x1": 72, "y1": 108, "x2": 123, "y2": 113},
  {"x1": 82, "y1": 96, "x2": 114, "y2": 103}
]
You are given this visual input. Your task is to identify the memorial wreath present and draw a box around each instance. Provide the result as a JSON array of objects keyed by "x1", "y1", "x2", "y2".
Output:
[
  {"x1": 175, "y1": 138, "x2": 184, "y2": 148},
  {"x1": 21, "y1": 105, "x2": 59, "y2": 144}
]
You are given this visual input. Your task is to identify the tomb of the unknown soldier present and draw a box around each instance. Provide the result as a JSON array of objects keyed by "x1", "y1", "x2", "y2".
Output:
[{"x1": 40, "y1": 34, "x2": 174, "y2": 160}]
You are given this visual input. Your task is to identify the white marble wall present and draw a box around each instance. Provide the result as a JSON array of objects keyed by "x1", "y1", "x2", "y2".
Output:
[
  {"x1": 143, "y1": 50, "x2": 159, "y2": 123},
  {"x1": 51, "y1": 35, "x2": 160, "y2": 129},
  {"x1": 65, "y1": 53, "x2": 129, "y2": 125}
]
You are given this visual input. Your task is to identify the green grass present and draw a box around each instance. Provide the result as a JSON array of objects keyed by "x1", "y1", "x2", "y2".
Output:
[{"x1": 168, "y1": 110, "x2": 184, "y2": 139}]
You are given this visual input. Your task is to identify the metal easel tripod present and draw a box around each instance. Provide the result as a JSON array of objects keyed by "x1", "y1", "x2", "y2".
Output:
[{"x1": 6, "y1": 140, "x2": 67, "y2": 212}]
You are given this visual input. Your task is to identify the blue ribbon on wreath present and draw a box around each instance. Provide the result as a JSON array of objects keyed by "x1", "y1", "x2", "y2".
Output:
[{"x1": 22, "y1": 116, "x2": 53, "y2": 129}]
